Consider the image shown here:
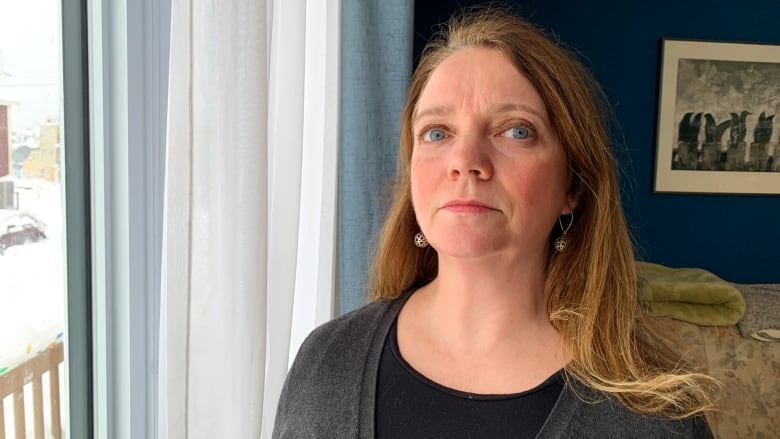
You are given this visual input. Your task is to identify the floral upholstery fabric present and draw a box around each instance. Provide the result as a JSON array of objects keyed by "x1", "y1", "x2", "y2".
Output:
[{"x1": 655, "y1": 317, "x2": 780, "y2": 438}]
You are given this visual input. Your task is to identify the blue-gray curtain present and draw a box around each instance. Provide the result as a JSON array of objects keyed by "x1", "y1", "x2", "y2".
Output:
[{"x1": 338, "y1": 0, "x2": 414, "y2": 314}]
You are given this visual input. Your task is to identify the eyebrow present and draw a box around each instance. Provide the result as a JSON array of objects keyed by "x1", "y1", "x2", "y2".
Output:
[
  {"x1": 413, "y1": 106, "x2": 453, "y2": 123},
  {"x1": 413, "y1": 103, "x2": 547, "y2": 124},
  {"x1": 489, "y1": 103, "x2": 545, "y2": 120}
]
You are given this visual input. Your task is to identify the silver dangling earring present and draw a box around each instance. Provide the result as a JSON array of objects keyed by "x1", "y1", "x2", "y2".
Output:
[
  {"x1": 414, "y1": 232, "x2": 429, "y2": 248},
  {"x1": 554, "y1": 212, "x2": 574, "y2": 252}
]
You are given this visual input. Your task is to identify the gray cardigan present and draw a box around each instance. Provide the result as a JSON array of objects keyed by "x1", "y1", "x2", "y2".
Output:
[{"x1": 272, "y1": 291, "x2": 713, "y2": 438}]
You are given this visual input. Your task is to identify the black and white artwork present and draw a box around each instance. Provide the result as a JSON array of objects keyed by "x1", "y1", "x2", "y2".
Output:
[
  {"x1": 655, "y1": 39, "x2": 780, "y2": 194},
  {"x1": 672, "y1": 59, "x2": 779, "y2": 172}
]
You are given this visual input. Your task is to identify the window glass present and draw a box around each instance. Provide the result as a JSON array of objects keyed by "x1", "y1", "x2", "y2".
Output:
[{"x1": 0, "y1": 0, "x2": 68, "y2": 437}]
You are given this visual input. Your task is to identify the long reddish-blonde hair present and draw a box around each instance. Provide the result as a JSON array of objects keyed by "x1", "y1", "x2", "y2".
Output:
[{"x1": 368, "y1": 6, "x2": 717, "y2": 418}]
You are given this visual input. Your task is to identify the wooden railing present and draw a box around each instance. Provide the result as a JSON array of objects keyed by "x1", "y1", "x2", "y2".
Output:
[{"x1": 0, "y1": 342, "x2": 64, "y2": 439}]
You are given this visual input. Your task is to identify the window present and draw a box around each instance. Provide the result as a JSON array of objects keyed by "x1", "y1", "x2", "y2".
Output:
[
  {"x1": 0, "y1": 0, "x2": 76, "y2": 437},
  {"x1": 2, "y1": 0, "x2": 168, "y2": 436}
]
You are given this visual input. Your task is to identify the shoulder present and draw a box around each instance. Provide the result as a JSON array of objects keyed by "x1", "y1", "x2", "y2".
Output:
[
  {"x1": 282, "y1": 297, "x2": 400, "y2": 394},
  {"x1": 294, "y1": 297, "x2": 398, "y2": 365},
  {"x1": 273, "y1": 296, "x2": 404, "y2": 438},
  {"x1": 543, "y1": 382, "x2": 713, "y2": 439}
]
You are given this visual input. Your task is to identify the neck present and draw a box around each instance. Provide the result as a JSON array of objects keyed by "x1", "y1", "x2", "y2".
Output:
[
  {"x1": 412, "y1": 250, "x2": 554, "y2": 350},
  {"x1": 395, "y1": 250, "x2": 572, "y2": 393}
]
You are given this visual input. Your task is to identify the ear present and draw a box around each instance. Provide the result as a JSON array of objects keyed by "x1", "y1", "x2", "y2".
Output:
[
  {"x1": 561, "y1": 187, "x2": 580, "y2": 216},
  {"x1": 561, "y1": 164, "x2": 582, "y2": 215}
]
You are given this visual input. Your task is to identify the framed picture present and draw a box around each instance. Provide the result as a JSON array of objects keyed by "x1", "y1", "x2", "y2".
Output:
[{"x1": 654, "y1": 39, "x2": 780, "y2": 194}]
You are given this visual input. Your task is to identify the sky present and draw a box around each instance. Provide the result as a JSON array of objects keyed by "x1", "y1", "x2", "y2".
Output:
[{"x1": 0, "y1": 0, "x2": 62, "y2": 132}]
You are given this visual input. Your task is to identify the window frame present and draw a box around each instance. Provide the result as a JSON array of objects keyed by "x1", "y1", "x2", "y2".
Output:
[
  {"x1": 86, "y1": 0, "x2": 170, "y2": 436},
  {"x1": 61, "y1": 0, "x2": 93, "y2": 437},
  {"x1": 61, "y1": 0, "x2": 170, "y2": 437}
]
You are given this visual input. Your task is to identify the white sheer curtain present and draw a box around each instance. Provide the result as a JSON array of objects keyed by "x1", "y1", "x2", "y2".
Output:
[{"x1": 159, "y1": 0, "x2": 339, "y2": 437}]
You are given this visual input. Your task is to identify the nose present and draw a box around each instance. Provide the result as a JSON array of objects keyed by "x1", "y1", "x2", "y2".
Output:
[{"x1": 446, "y1": 134, "x2": 493, "y2": 180}]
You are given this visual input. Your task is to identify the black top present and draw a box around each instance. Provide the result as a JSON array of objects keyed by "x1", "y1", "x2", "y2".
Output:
[
  {"x1": 275, "y1": 290, "x2": 714, "y2": 438},
  {"x1": 375, "y1": 319, "x2": 564, "y2": 439}
]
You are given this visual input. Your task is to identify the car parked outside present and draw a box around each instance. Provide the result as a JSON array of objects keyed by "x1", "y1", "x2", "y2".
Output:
[{"x1": 0, "y1": 213, "x2": 47, "y2": 255}]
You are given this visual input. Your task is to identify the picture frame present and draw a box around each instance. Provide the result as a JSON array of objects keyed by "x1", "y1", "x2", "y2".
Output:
[{"x1": 654, "y1": 39, "x2": 780, "y2": 194}]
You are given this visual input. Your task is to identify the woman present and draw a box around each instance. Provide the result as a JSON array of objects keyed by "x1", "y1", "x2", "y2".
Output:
[{"x1": 273, "y1": 7, "x2": 716, "y2": 438}]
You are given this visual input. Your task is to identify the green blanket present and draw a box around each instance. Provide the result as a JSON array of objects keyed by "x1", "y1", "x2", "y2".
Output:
[{"x1": 637, "y1": 262, "x2": 746, "y2": 326}]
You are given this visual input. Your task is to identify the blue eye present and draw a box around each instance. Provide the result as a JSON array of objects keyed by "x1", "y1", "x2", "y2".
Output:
[
  {"x1": 503, "y1": 127, "x2": 531, "y2": 139},
  {"x1": 423, "y1": 128, "x2": 446, "y2": 142}
]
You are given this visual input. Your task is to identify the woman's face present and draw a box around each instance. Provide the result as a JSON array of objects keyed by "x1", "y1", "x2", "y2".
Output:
[{"x1": 410, "y1": 47, "x2": 575, "y2": 263}]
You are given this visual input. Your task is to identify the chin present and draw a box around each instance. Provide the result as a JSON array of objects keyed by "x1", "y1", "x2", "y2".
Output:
[{"x1": 430, "y1": 239, "x2": 504, "y2": 260}]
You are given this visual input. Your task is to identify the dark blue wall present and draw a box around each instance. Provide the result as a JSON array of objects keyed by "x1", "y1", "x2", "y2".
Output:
[{"x1": 415, "y1": 1, "x2": 780, "y2": 283}]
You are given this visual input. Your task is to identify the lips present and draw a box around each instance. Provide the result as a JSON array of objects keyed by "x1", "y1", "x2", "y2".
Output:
[{"x1": 440, "y1": 199, "x2": 498, "y2": 213}]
